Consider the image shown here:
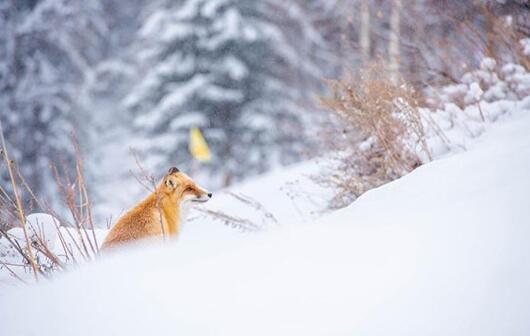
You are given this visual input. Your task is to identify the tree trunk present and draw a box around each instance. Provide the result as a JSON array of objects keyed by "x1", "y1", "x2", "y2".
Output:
[
  {"x1": 388, "y1": 0, "x2": 402, "y2": 83},
  {"x1": 360, "y1": 0, "x2": 371, "y2": 65}
]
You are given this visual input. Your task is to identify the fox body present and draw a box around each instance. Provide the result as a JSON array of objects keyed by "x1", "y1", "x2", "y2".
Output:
[{"x1": 101, "y1": 167, "x2": 211, "y2": 249}]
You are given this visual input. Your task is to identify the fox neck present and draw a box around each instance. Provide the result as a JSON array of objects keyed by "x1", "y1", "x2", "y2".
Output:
[{"x1": 151, "y1": 194, "x2": 190, "y2": 237}]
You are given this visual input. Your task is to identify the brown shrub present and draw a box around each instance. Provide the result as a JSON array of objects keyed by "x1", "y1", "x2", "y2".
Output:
[{"x1": 319, "y1": 64, "x2": 431, "y2": 209}]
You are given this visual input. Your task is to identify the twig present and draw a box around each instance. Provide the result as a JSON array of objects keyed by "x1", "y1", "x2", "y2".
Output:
[
  {"x1": 72, "y1": 134, "x2": 98, "y2": 255},
  {"x1": 0, "y1": 228, "x2": 45, "y2": 276},
  {"x1": 227, "y1": 192, "x2": 279, "y2": 225},
  {"x1": 0, "y1": 119, "x2": 39, "y2": 280},
  {"x1": 26, "y1": 220, "x2": 64, "y2": 270},
  {"x1": 0, "y1": 260, "x2": 27, "y2": 284},
  {"x1": 194, "y1": 208, "x2": 262, "y2": 233},
  {"x1": 129, "y1": 149, "x2": 166, "y2": 239},
  {"x1": 15, "y1": 171, "x2": 76, "y2": 262}
]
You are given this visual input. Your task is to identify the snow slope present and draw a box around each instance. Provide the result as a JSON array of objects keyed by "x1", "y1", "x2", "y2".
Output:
[
  {"x1": 183, "y1": 157, "x2": 330, "y2": 236},
  {"x1": 1, "y1": 108, "x2": 530, "y2": 335}
]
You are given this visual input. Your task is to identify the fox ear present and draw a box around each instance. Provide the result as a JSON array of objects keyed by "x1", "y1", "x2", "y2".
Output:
[
  {"x1": 168, "y1": 167, "x2": 179, "y2": 174},
  {"x1": 165, "y1": 177, "x2": 177, "y2": 190}
]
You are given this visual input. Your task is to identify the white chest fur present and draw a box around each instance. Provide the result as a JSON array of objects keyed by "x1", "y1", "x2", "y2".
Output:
[{"x1": 178, "y1": 202, "x2": 191, "y2": 229}]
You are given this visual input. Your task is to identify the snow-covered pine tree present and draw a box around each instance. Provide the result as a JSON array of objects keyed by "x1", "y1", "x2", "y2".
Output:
[
  {"x1": 125, "y1": 0, "x2": 316, "y2": 187},
  {"x1": 264, "y1": 0, "x2": 342, "y2": 99},
  {"x1": 81, "y1": 0, "x2": 154, "y2": 220},
  {"x1": 0, "y1": 0, "x2": 107, "y2": 198}
]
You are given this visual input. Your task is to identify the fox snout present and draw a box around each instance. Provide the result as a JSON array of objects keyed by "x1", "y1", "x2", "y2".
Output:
[{"x1": 193, "y1": 192, "x2": 212, "y2": 203}]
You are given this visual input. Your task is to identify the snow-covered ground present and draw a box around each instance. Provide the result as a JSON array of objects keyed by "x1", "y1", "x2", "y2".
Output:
[{"x1": 1, "y1": 97, "x2": 529, "y2": 335}]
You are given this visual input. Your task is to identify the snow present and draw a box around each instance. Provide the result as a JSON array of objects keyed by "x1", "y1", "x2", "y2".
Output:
[
  {"x1": 426, "y1": 98, "x2": 505, "y2": 156},
  {"x1": 0, "y1": 214, "x2": 61, "y2": 269},
  {"x1": 480, "y1": 57, "x2": 497, "y2": 71},
  {"x1": 25, "y1": 213, "x2": 60, "y2": 249},
  {"x1": 201, "y1": 0, "x2": 225, "y2": 18},
  {"x1": 186, "y1": 158, "x2": 330, "y2": 235},
  {"x1": 424, "y1": 56, "x2": 530, "y2": 159},
  {"x1": 218, "y1": 56, "x2": 248, "y2": 80},
  {"x1": 1, "y1": 96, "x2": 530, "y2": 335},
  {"x1": 465, "y1": 82, "x2": 483, "y2": 103}
]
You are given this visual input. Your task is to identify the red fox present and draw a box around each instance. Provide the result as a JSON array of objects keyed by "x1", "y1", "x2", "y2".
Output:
[{"x1": 101, "y1": 167, "x2": 211, "y2": 249}]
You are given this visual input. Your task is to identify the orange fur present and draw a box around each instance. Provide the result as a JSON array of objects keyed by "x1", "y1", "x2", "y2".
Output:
[{"x1": 101, "y1": 168, "x2": 210, "y2": 249}]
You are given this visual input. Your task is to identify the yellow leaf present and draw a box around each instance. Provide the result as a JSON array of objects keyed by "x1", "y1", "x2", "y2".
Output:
[{"x1": 189, "y1": 127, "x2": 211, "y2": 162}]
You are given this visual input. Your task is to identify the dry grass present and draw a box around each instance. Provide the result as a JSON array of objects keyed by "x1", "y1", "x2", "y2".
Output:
[
  {"x1": 468, "y1": 6, "x2": 530, "y2": 71},
  {"x1": 414, "y1": 4, "x2": 530, "y2": 86},
  {"x1": 0, "y1": 122, "x2": 100, "y2": 282},
  {"x1": 0, "y1": 118, "x2": 39, "y2": 279},
  {"x1": 192, "y1": 191, "x2": 278, "y2": 233},
  {"x1": 319, "y1": 63, "x2": 431, "y2": 208}
]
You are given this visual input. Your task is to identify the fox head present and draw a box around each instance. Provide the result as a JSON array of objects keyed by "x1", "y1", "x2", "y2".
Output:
[{"x1": 158, "y1": 167, "x2": 211, "y2": 205}]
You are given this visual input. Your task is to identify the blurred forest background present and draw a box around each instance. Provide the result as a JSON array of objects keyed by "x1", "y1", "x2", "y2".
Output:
[{"x1": 1, "y1": 0, "x2": 529, "y2": 219}]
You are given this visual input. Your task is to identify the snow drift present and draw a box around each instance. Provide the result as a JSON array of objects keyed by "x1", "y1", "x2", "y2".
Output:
[{"x1": 1, "y1": 107, "x2": 530, "y2": 335}]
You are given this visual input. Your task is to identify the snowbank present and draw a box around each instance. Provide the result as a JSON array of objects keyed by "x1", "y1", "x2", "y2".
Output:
[
  {"x1": 184, "y1": 157, "x2": 330, "y2": 236},
  {"x1": 425, "y1": 57, "x2": 530, "y2": 158},
  {"x1": 0, "y1": 213, "x2": 109, "y2": 283},
  {"x1": 1, "y1": 95, "x2": 529, "y2": 336}
]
